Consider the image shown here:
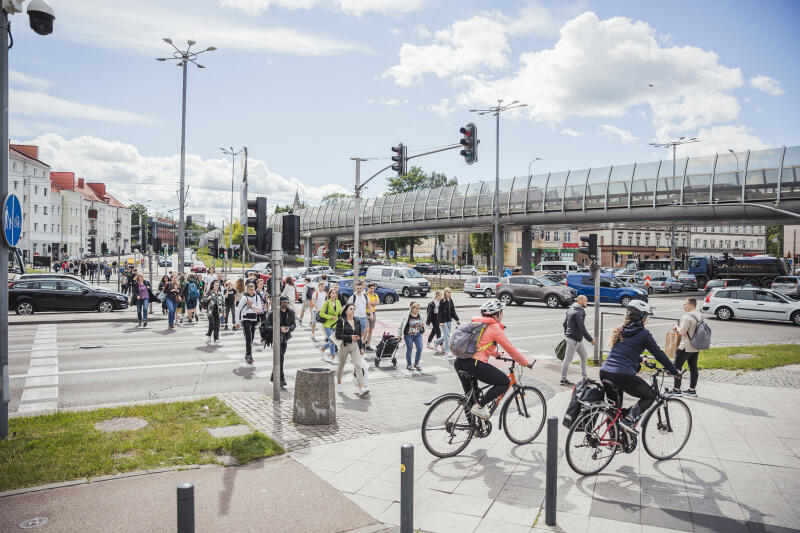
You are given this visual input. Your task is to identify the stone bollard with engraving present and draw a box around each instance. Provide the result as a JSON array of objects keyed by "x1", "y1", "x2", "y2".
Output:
[{"x1": 292, "y1": 368, "x2": 336, "y2": 425}]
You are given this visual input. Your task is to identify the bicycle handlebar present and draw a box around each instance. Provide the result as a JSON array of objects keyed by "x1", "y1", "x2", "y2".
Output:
[
  {"x1": 643, "y1": 360, "x2": 685, "y2": 376},
  {"x1": 496, "y1": 355, "x2": 535, "y2": 369}
]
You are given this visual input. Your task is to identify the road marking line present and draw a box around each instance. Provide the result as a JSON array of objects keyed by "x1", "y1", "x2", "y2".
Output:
[
  {"x1": 21, "y1": 386, "x2": 59, "y2": 402},
  {"x1": 29, "y1": 357, "x2": 59, "y2": 367},
  {"x1": 17, "y1": 401, "x2": 58, "y2": 413},
  {"x1": 16, "y1": 325, "x2": 59, "y2": 413},
  {"x1": 26, "y1": 365, "x2": 59, "y2": 376},
  {"x1": 29, "y1": 350, "x2": 53, "y2": 358},
  {"x1": 25, "y1": 375, "x2": 59, "y2": 388}
]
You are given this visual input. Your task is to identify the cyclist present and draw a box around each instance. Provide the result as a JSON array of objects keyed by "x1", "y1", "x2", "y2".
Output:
[
  {"x1": 600, "y1": 300, "x2": 679, "y2": 433},
  {"x1": 454, "y1": 299, "x2": 531, "y2": 420}
]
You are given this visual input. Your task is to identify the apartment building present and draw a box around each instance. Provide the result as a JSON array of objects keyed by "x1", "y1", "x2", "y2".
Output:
[{"x1": 690, "y1": 224, "x2": 765, "y2": 256}]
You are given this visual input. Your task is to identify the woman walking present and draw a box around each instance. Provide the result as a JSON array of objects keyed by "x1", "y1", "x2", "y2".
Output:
[
  {"x1": 299, "y1": 277, "x2": 313, "y2": 326},
  {"x1": 426, "y1": 291, "x2": 443, "y2": 353},
  {"x1": 133, "y1": 273, "x2": 153, "y2": 328},
  {"x1": 175, "y1": 274, "x2": 187, "y2": 325},
  {"x1": 398, "y1": 301, "x2": 425, "y2": 371},
  {"x1": 183, "y1": 274, "x2": 201, "y2": 324},
  {"x1": 318, "y1": 286, "x2": 343, "y2": 363},
  {"x1": 164, "y1": 274, "x2": 180, "y2": 329},
  {"x1": 157, "y1": 275, "x2": 169, "y2": 315},
  {"x1": 334, "y1": 303, "x2": 369, "y2": 397},
  {"x1": 236, "y1": 282, "x2": 265, "y2": 363},
  {"x1": 203, "y1": 279, "x2": 225, "y2": 344},
  {"x1": 223, "y1": 280, "x2": 237, "y2": 330},
  {"x1": 256, "y1": 278, "x2": 269, "y2": 344},
  {"x1": 310, "y1": 281, "x2": 326, "y2": 340},
  {"x1": 434, "y1": 287, "x2": 460, "y2": 357},
  {"x1": 280, "y1": 276, "x2": 297, "y2": 313}
]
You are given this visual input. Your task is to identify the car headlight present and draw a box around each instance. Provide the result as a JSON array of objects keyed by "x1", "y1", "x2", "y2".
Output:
[{"x1": 115, "y1": 294, "x2": 126, "y2": 300}]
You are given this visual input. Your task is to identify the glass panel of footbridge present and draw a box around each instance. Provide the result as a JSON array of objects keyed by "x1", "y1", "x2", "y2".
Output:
[
  {"x1": 509, "y1": 177, "x2": 529, "y2": 213},
  {"x1": 781, "y1": 146, "x2": 800, "y2": 199},
  {"x1": 656, "y1": 157, "x2": 686, "y2": 205},
  {"x1": 713, "y1": 151, "x2": 745, "y2": 203},
  {"x1": 683, "y1": 155, "x2": 714, "y2": 205},
  {"x1": 437, "y1": 185, "x2": 456, "y2": 218},
  {"x1": 744, "y1": 148, "x2": 782, "y2": 201},
  {"x1": 450, "y1": 184, "x2": 468, "y2": 218},
  {"x1": 607, "y1": 164, "x2": 635, "y2": 208},
  {"x1": 526, "y1": 173, "x2": 548, "y2": 212},
  {"x1": 563, "y1": 169, "x2": 588, "y2": 211},
  {"x1": 545, "y1": 171, "x2": 569, "y2": 211},
  {"x1": 630, "y1": 161, "x2": 659, "y2": 206},
  {"x1": 478, "y1": 181, "x2": 494, "y2": 216},
  {"x1": 585, "y1": 167, "x2": 611, "y2": 209}
]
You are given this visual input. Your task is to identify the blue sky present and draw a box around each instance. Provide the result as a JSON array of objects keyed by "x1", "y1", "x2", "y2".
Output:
[{"x1": 8, "y1": 0, "x2": 799, "y2": 223}]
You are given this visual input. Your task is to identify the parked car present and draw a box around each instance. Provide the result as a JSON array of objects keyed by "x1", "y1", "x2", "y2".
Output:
[
  {"x1": 364, "y1": 266, "x2": 429, "y2": 298},
  {"x1": 702, "y1": 287, "x2": 800, "y2": 326},
  {"x1": 618, "y1": 274, "x2": 653, "y2": 294},
  {"x1": 431, "y1": 265, "x2": 456, "y2": 275},
  {"x1": 463, "y1": 276, "x2": 501, "y2": 298},
  {"x1": 532, "y1": 261, "x2": 579, "y2": 277},
  {"x1": 337, "y1": 279, "x2": 399, "y2": 305},
  {"x1": 250, "y1": 262, "x2": 272, "y2": 275},
  {"x1": 308, "y1": 274, "x2": 343, "y2": 287},
  {"x1": 771, "y1": 276, "x2": 800, "y2": 299},
  {"x1": 457, "y1": 265, "x2": 478, "y2": 275},
  {"x1": 703, "y1": 278, "x2": 753, "y2": 295},
  {"x1": 190, "y1": 261, "x2": 207, "y2": 273},
  {"x1": 413, "y1": 263, "x2": 435, "y2": 274},
  {"x1": 9, "y1": 277, "x2": 129, "y2": 315},
  {"x1": 649, "y1": 276, "x2": 683, "y2": 293},
  {"x1": 342, "y1": 267, "x2": 368, "y2": 277},
  {"x1": 677, "y1": 273, "x2": 698, "y2": 291},
  {"x1": 495, "y1": 276, "x2": 577, "y2": 308},
  {"x1": 542, "y1": 271, "x2": 568, "y2": 284},
  {"x1": 565, "y1": 273, "x2": 648, "y2": 307}
]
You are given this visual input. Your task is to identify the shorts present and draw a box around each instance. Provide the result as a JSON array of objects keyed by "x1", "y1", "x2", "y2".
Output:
[
  {"x1": 186, "y1": 298, "x2": 198, "y2": 309},
  {"x1": 368, "y1": 314, "x2": 376, "y2": 329},
  {"x1": 357, "y1": 316, "x2": 368, "y2": 333},
  {"x1": 302, "y1": 299, "x2": 313, "y2": 309}
]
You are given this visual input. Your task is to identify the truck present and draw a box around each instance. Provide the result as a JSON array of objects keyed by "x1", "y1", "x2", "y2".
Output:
[{"x1": 687, "y1": 254, "x2": 789, "y2": 289}]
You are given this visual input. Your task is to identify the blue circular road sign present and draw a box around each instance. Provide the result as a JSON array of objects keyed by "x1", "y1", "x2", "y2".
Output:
[{"x1": 3, "y1": 194, "x2": 22, "y2": 247}]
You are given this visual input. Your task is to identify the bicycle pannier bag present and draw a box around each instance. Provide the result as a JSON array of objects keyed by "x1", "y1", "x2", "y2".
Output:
[
  {"x1": 449, "y1": 322, "x2": 491, "y2": 359},
  {"x1": 688, "y1": 314, "x2": 712, "y2": 351},
  {"x1": 562, "y1": 379, "x2": 604, "y2": 430}
]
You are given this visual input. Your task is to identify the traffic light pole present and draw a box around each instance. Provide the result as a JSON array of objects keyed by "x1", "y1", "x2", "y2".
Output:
[
  {"x1": 271, "y1": 233, "x2": 282, "y2": 402},
  {"x1": 592, "y1": 261, "x2": 601, "y2": 364}
]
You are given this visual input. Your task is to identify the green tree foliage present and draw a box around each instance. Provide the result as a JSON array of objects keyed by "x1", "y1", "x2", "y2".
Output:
[
  {"x1": 470, "y1": 233, "x2": 493, "y2": 268},
  {"x1": 766, "y1": 225, "x2": 784, "y2": 257},
  {"x1": 274, "y1": 202, "x2": 308, "y2": 214},
  {"x1": 222, "y1": 221, "x2": 252, "y2": 246},
  {"x1": 321, "y1": 192, "x2": 353, "y2": 205}
]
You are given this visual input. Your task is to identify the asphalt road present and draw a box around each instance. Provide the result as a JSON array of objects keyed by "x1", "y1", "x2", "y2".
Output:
[{"x1": 7, "y1": 292, "x2": 800, "y2": 415}]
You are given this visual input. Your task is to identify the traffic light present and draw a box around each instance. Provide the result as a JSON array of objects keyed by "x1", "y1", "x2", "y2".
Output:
[
  {"x1": 391, "y1": 143, "x2": 407, "y2": 176},
  {"x1": 186, "y1": 215, "x2": 193, "y2": 227},
  {"x1": 209, "y1": 238, "x2": 218, "y2": 257},
  {"x1": 579, "y1": 234, "x2": 598, "y2": 261},
  {"x1": 247, "y1": 196, "x2": 268, "y2": 253},
  {"x1": 459, "y1": 122, "x2": 478, "y2": 164},
  {"x1": 101, "y1": 241, "x2": 108, "y2": 255},
  {"x1": 88, "y1": 237, "x2": 96, "y2": 255},
  {"x1": 282, "y1": 214, "x2": 300, "y2": 254}
]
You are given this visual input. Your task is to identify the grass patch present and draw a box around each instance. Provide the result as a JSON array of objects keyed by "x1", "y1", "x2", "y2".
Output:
[
  {"x1": 0, "y1": 398, "x2": 282, "y2": 492},
  {"x1": 584, "y1": 344, "x2": 800, "y2": 371}
]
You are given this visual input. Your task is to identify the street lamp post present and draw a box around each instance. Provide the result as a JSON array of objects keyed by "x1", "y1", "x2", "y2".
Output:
[
  {"x1": 220, "y1": 147, "x2": 241, "y2": 273},
  {"x1": 157, "y1": 38, "x2": 216, "y2": 274},
  {"x1": 469, "y1": 100, "x2": 527, "y2": 275},
  {"x1": 649, "y1": 137, "x2": 700, "y2": 275},
  {"x1": 528, "y1": 157, "x2": 542, "y2": 177}
]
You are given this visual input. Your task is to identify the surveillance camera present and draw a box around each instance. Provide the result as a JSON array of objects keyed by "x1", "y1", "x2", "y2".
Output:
[{"x1": 27, "y1": 0, "x2": 55, "y2": 36}]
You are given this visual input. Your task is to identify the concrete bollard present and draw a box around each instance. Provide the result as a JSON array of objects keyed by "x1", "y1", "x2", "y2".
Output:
[
  {"x1": 545, "y1": 416, "x2": 558, "y2": 526},
  {"x1": 177, "y1": 482, "x2": 195, "y2": 533},
  {"x1": 400, "y1": 443, "x2": 414, "y2": 533}
]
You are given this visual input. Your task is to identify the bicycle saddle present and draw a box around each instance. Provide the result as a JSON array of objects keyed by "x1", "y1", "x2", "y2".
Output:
[{"x1": 601, "y1": 379, "x2": 622, "y2": 407}]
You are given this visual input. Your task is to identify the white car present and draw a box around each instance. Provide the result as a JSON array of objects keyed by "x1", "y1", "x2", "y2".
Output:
[
  {"x1": 457, "y1": 265, "x2": 478, "y2": 275},
  {"x1": 702, "y1": 287, "x2": 800, "y2": 326}
]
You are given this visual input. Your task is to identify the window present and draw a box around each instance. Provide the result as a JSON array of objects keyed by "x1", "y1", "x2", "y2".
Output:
[
  {"x1": 33, "y1": 243, "x2": 37, "y2": 252},
  {"x1": 564, "y1": 232, "x2": 571, "y2": 242},
  {"x1": 736, "y1": 290, "x2": 756, "y2": 300},
  {"x1": 33, "y1": 205, "x2": 38, "y2": 213},
  {"x1": 34, "y1": 223, "x2": 38, "y2": 231},
  {"x1": 727, "y1": 226, "x2": 731, "y2": 233},
  {"x1": 59, "y1": 281, "x2": 84, "y2": 292},
  {"x1": 628, "y1": 234, "x2": 633, "y2": 246},
  {"x1": 636, "y1": 235, "x2": 641, "y2": 246},
  {"x1": 13, "y1": 181, "x2": 18, "y2": 190},
  {"x1": 703, "y1": 239, "x2": 708, "y2": 248},
  {"x1": 655, "y1": 235, "x2": 660, "y2": 246},
  {"x1": 756, "y1": 291, "x2": 784, "y2": 303},
  {"x1": 617, "y1": 234, "x2": 622, "y2": 245},
  {"x1": 34, "y1": 280, "x2": 59, "y2": 290},
  {"x1": 645, "y1": 235, "x2": 650, "y2": 246},
  {"x1": 711, "y1": 239, "x2": 715, "y2": 248},
  {"x1": 711, "y1": 227, "x2": 715, "y2": 233},
  {"x1": 34, "y1": 186, "x2": 38, "y2": 194},
  {"x1": 43, "y1": 189, "x2": 47, "y2": 197},
  {"x1": 43, "y1": 206, "x2": 47, "y2": 215},
  {"x1": 545, "y1": 231, "x2": 551, "y2": 241},
  {"x1": 694, "y1": 239, "x2": 700, "y2": 248}
]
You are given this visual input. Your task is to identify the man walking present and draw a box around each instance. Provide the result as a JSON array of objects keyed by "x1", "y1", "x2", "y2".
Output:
[
  {"x1": 561, "y1": 295, "x2": 595, "y2": 386},
  {"x1": 672, "y1": 297, "x2": 701, "y2": 397},
  {"x1": 266, "y1": 296, "x2": 296, "y2": 389},
  {"x1": 348, "y1": 280, "x2": 370, "y2": 349}
]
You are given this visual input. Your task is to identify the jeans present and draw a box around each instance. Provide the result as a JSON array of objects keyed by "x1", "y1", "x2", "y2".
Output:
[
  {"x1": 673, "y1": 349, "x2": 699, "y2": 389},
  {"x1": 599, "y1": 370, "x2": 657, "y2": 421},
  {"x1": 454, "y1": 357, "x2": 510, "y2": 407},
  {"x1": 165, "y1": 298, "x2": 176, "y2": 326},
  {"x1": 136, "y1": 298, "x2": 149, "y2": 323},
  {"x1": 270, "y1": 343, "x2": 287, "y2": 383},
  {"x1": 323, "y1": 327, "x2": 338, "y2": 356},
  {"x1": 427, "y1": 321, "x2": 441, "y2": 344},
  {"x1": 561, "y1": 337, "x2": 589, "y2": 380},
  {"x1": 224, "y1": 301, "x2": 235, "y2": 326},
  {"x1": 404, "y1": 333, "x2": 423, "y2": 365},
  {"x1": 434, "y1": 322, "x2": 452, "y2": 354},
  {"x1": 356, "y1": 316, "x2": 368, "y2": 335},
  {"x1": 242, "y1": 320, "x2": 257, "y2": 357},
  {"x1": 206, "y1": 310, "x2": 220, "y2": 341}
]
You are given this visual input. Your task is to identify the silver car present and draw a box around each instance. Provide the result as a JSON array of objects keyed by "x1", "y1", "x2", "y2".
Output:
[
  {"x1": 771, "y1": 276, "x2": 800, "y2": 299},
  {"x1": 463, "y1": 276, "x2": 500, "y2": 298},
  {"x1": 702, "y1": 287, "x2": 800, "y2": 326},
  {"x1": 649, "y1": 276, "x2": 683, "y2": 293},
  {"x1": 364, "y1": 266, "x2": 430, "y2": 298}
]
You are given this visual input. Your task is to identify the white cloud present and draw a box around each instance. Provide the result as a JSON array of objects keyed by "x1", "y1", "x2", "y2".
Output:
[
  {"x1": 26, "y1": 134, "x2": 348, "y2": 221},
  {"x1": 338, "y1": 0, "x2": 424, "y2": 17},
  {"x1": 560, "y1": 128, "x2": 584, "y2": 137},
  {"x1": 217, "y1": 0, "x2": 316, "y2": 15},
  {"x1": 10, "y1": 70, "x2": 53, "y2": 90},
  {"x1": 453, "y1": 12, "x2": 742, "y2": 141},
  {"x1": 749, "y1": 75, "x2": 784, "y2": 96},
  {"x1": 427, "y1": 98, "x2": 456, "y2": 118},
  {"x1": 58, "y1": 0, "x2": 362, "y2": 57},
  {"x1": 503, "y1": 1, "x2": 585, "y2": 37},
  {"x1": 413, "y1": 24, "x2": 432, "y2": 39},
  {"x1": 597, "y1": 124, "x2": 638, "y2": 143},
  {"x1": 389, "y1": 28, "x2": 403, "y2": 37},
  {"x1": 384, "y1": 16, "x2": 509, "y2": 86},
  {"x1": 672, "y1": 125, "x2": 769, "y2": 157},
  {"x1": 10, "y1": 90, "x2": 158, "y2": 126},
  {"x1": 217, "y1": 0, "x2": 424, "y2": 17},
  {"x1": 380, "y1": 97, "x2": 408, "y2": 106}
]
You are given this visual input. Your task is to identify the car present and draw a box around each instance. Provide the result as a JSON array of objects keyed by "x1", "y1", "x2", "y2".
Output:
[
  {"x1": 771, "y1": 276, "x2": 800, "y2": 299},
  {"x1": 702, "y1": 287, "x2": 800, "y2": 326},
  {"x1": 364, "y1": 266, "x2": 429, "y2": 298},
  {"x1": 337, "y1": 279, "x2": 400, "y2": 305},
  {"x1": 565, "y1": 273, "x2": 648, "y2": 307},
  {"x1": 302, "y1": 265, "x2": 333, "y2": 277},
  {"x1": 542, "y1": 271, "x2": 568, "y2": 284},
  {"x1": 158, "y1": 258, "x2": 173, "y2": 267},
  {"x1": 250, "y1": 262, "x2": 272, "y2": 275},
  {"x1": 495, "y1": 275, "x2": 577, "y2": 308},
  {"x1": 532, "y1": 261, "x2": 579, "y2": 277},
  {"x1": 463, "y1": 275, "x2": 501, "y2": 298},
  {"x1": 342, "y1": 267, "x2": 368, "y2": 277},
  {"x1": 183, "y1": 260, "x2": 193, "y2": 267},
  {"x1": 677, "y1": 273, "x2": 698, "y2": 291},
  {"x1": 413, "y1": 263, "x2": 434, "y2": 274},
  {"x1": 703, "y1": 278, "x2": 753, "y2": 295},
  {"x1": 308, "y1": 274, "x2": 343, "y2": 288},
  {"x1": 457, "y1": 265, "x2": 478, "y2": 275},
  {"x1": 9, "y1": 277, "x2": 129, "y2": 315},
  {"x1": 649, "y1": 276, "x2": 683, "y2": 293},
  {"x1": 435, "y1": 265, "x2": 456, "y2": 275},
  {"x1": 13, "y1": 273, "x2": 119, "y2": 293},
  {"x1": 190, "y1": 261, "x2": 207, "y2": 273},
  {"x1": 618, "y1": 274, "x2": 653, "y2": 294}
]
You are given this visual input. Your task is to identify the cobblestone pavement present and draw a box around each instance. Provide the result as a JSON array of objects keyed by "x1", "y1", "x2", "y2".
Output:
[{"x1": 700, "y1": 363, "x2": 800, "y2": 388}]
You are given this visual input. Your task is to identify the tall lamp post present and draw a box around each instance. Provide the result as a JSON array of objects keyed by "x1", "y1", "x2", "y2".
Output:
[
  {"x1": 220, "y1": 147, "x2": 241, "y2": 273},
  {"x1": 528, "y1": 157, "x2": 542, "y2": 177},
  {"x1": 157, "y1": 38, "x2": 216, "y2": 274},
  {"x1": 649, "y1": 137, "x2": 700, "y2": 275},
  {"x1": 469, "y1": 99, "x2": 527, "y2": 275}
]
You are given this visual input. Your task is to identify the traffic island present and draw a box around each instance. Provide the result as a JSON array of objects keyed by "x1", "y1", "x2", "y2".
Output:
[{"x1": 0, "y1": 397, "x2": 282, "y2": 492}]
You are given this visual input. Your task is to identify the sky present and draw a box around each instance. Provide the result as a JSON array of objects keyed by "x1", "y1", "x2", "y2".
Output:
[{"x1": 9, "y1": 0, "x2": 800, "y2": 224}]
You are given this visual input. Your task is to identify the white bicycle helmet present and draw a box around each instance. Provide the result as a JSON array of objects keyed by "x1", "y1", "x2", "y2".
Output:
[
  {"x1": 626, "y1": 299, "x2": 652, "y2": 318},
  {"x1": 480, "y1": 299, "x2": 504, "y2": 315}
]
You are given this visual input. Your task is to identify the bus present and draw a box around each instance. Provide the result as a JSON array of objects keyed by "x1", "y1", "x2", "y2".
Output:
[{"x1": 625, "y1": 258, "x2": 685, "y2": 272}]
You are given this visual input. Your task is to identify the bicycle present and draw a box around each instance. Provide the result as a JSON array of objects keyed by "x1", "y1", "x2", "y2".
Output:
[
  {"x1": 565, "y1": 361, "x2": 692, "y2": 476},
  {"x1": 421, "y1": 356, "x2": 547, "y2": 458}
]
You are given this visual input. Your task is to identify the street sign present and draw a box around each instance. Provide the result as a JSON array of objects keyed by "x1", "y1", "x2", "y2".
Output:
[
  {"x1": 3, "y1": 194, "x2": 22, "y2": 247},
  {"x1": 389, "y1": 250, "x2": 395, "y2": 258},
  {"x1": 453, "y1": 249, "x2": 457, "y2": 258},
  {"x1": 644, "y1": 275, "x2": 652, "y2": 287}
]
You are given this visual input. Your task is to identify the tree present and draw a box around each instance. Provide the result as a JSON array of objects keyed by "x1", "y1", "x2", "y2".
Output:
[
  {"x1": 471, "y1": 233, "x2": 492, "y2": 269},
  {"x1": 321, "y1": 192, "x2": 353, "y2": 205},
  {"x1": 766, "y1": 225, "x2": 784, "y2": 257},
  {"x1": 274, "y1": 202, "x2": 307, "y2": 214}
]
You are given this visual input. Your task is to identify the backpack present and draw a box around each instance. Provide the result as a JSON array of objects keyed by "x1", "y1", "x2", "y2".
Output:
[
  {"x1": 449, "y1": 321, "x2": 494, "y2": 359},
  {"x1": 306, "y1": 285, "x2": 314, "y2": 300},
  {"x1": 687, "y1": 312, "x2": 711, "y2": 351},
  {"x1": 188, "y1": 282, "x2": 200, "y2": 300}
]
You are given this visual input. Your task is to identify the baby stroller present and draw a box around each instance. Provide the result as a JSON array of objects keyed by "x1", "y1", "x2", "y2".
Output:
[{"x1": 373, "y1": 332, "x2": 399, "y2": 368}]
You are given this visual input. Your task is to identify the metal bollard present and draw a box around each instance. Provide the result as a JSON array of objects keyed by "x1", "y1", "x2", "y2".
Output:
[
  {"x1": 177, "y1": 482, "x2": 195, "y2": 533},
  {"x1": 400, "y1": 443, "x2": 414, "y2": 533},
  {"x1": 545, "y1": 416, "x2": 558, "y2": 526}
]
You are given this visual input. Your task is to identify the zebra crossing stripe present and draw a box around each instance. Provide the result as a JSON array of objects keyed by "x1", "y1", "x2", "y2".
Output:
[{"x1": 17, "y1": 324, "x2": 58, "y2": 413}]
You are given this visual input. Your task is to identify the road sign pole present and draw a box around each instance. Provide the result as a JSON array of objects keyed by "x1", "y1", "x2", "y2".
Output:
[{"x1": 1, "y1": 10, "x2": 9, "y2": 439}]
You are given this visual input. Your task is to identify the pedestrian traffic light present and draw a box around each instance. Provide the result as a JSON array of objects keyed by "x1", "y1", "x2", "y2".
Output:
[
  {"x1": 209, "y1": 238, "x2": 218, "y2": 257},
  {"x1": 101, "y1": 241, "x2": 108, "y2": 255},
  {"x1": 88, "y1": 237, "x2": 96, "y2": 255},
  {"x1": 247, "y1": 196, "x2": 268, "y2": 253},
  {"x1": 391, "y1": 143, "x2": 407, "y2": 176},
  {"x1": 579, "y1": 234, "x2": 598, "y2": 261},
  {"x1": 459, "y1": 122, "x2": 478, "y2": 164},
  {"x1": 186, "y1": 215, "x2": 193, "y2": 227},
  {"x1": 282, "y1": 214, "x2": 300, "y2": 254}
]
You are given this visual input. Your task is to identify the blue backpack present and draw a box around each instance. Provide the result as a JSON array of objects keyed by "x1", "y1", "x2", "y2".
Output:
[{"x1": 188, "y1": 282, "x2": 200, "y2": 300}]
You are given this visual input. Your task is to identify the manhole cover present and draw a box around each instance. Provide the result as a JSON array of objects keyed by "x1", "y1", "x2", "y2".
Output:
[
  {"x1": 79, "y1": 343, "x2": 104, "y2": 349},
  {"x1": 19, "y1": 517, "x2": 48, "y2": 529},
  {"x1": 94, "y1": 417, "x2": 148, "y2": 433},
  {"x1": 729, "y1": 353, "x2": 757, "y2": 359}
]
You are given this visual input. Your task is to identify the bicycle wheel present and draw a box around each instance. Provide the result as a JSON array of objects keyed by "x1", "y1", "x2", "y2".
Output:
[
  {"x1": 565, "y1": 409, "x2": 618, "y2": 476},
  {"x1": 501, "y1": 385, "x2": 547, "y2": 445},
  {"x1": 421, "y1": 393, "x2": 475, "y2": 458},
  {"x1": 642, "y1": 397, "x2": 692, "y2": 460}
]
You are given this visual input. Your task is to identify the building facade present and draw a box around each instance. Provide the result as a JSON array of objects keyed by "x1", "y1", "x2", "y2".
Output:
[
  {"x1": 690, "y1": 224, "x2": 766, "y2": 256},
  {"x1": 9, "y1": 145, "x2": 53, "y2": 260}
]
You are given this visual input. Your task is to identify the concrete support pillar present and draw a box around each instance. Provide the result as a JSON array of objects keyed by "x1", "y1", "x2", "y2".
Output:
[
  {"x1": 328, "y1": 238, "x2": 337, "y2": 270},
  {"x1": 304, "y1": 237, "x2": 312, "y2": 268},
  {"x1": 521, "y1": 228, "x2": 532, "y2": 275}
]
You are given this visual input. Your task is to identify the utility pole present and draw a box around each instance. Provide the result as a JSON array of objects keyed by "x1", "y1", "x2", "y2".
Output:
[
  {"x1": 0, "y1": 8, "x2": 9, "y2": 439},
  {"x1": 352, "y1": 158, "x2": 363, "y2": 284}
]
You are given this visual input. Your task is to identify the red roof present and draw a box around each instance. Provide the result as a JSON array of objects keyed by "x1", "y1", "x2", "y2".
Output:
[
  {"x1": 49, "y1": 171, "x2": 127, "y2": 209},
  {"x1": 10, "y1": 144, "x2": 50, "y2": 167}
]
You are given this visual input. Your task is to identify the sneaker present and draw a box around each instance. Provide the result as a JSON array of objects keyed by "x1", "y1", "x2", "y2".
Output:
[
  {"x1": 684, "y1": 389, "x2": 697, "y2": 397},
  {"x1": 143, "y1": 321, "x2": 147, "y2": 328},
  {"x1": 224, "y1": 325, "x2": 229, "y2": 330},
  {"x1": 311, "y1": 334, "x2": 316, "y2": 340},
  {"x1": 560, "y1": 379, "x2": 574, "y2": 387},
  {"x1": 336, "y1": 384, "x2": 344, "y2": 393},
  {"x1": 618, "y1": 417, "x2": 638, "y2": 435},
  {"x1": 137, "y1": 321, "x2": 141, "y2": 327},
  {"x1": 671, "y1": 388, "x2": 682, "y2": 396},
  {"x1": 246, "y1": 355, "x2": 253, "y2": 364},
  {"x1": 280, "y1": 380, "x2": 287, "y2": 387},
  {"x1": 470, "y1": 404, "x2": 491, "y2": 419},
  {"x1": 426, "y1": 343, "x2": 434, "y2": 350},
  {"x1": 358, "y1": 388, "x2": 370, "y2": 397},
  {"x1": 406, "y1": 365, "x2": 414, "y2": 371},
  {"x1": 365, "y1": 346, "x2": 374, "y2": 352},
  {"x1": 414, "y1": 364, "x2": 422, "y2": 371}
]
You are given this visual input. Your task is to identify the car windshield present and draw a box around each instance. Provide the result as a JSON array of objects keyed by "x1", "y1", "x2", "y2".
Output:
[{"x1": 404, "y1": 269, "x2": 423, "y2": 278}]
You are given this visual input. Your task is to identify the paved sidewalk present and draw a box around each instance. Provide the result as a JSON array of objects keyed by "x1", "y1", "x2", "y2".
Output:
[{"x1": 291, "y1": 381, "x2": 800, "y2": 533}]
